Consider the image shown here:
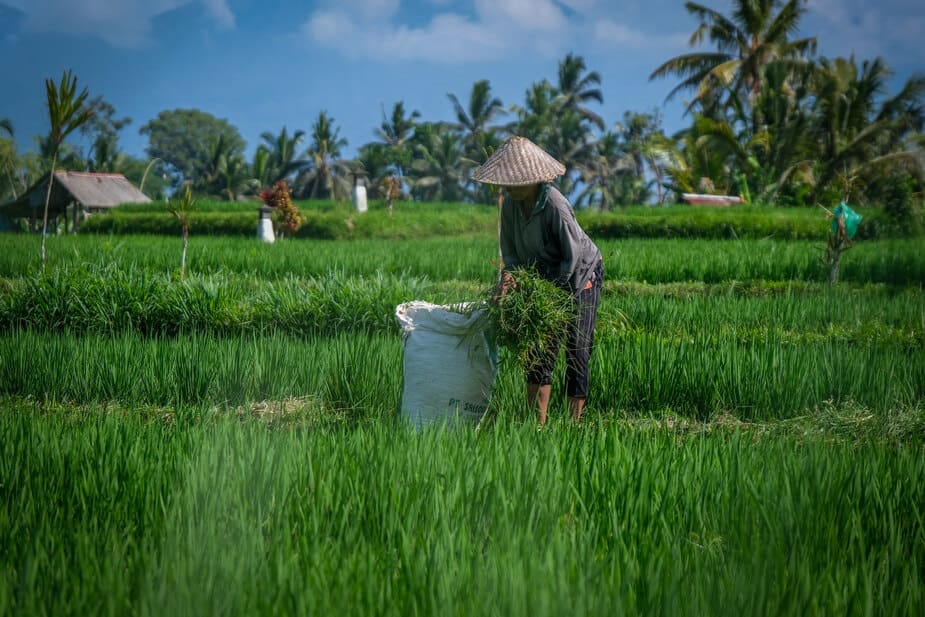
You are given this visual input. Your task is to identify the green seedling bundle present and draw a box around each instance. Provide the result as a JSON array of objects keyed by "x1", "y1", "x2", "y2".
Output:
[{"x1": 487, "y1": 267, "x2": 575, "y2": 368}]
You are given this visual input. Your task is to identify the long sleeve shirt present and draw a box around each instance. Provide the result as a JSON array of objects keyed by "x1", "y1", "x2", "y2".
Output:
[{"x1": 499, "y1": 184, "x2": 602, "y2": 294}]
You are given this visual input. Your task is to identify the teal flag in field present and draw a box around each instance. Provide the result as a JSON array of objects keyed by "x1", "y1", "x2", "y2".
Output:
[{"x1": 832, "y1": 202, "x2": 862, "y2": 239}]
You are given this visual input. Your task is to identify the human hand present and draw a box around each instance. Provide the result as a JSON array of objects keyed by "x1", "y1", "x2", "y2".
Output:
[{"x1": 491, "y1": 271, "x2": 516, "y2": 305}]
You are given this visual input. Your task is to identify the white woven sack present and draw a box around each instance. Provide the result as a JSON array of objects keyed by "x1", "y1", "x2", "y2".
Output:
[{"x1": 395, "y1": 301, "x2": 498, "y2": 429}]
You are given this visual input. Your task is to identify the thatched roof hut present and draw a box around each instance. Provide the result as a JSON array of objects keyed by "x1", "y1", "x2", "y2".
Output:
[{"x1": 0, "y1": 170, "x2": 151, "y2": 226}]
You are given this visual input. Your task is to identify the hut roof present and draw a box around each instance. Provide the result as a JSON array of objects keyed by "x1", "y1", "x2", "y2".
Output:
[{"x1": 0, "y1": 170, "x2": 151, "y2": 219}]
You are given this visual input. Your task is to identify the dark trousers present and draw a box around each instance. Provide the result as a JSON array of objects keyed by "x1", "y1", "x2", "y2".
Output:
[{"x1": 525, "y1": 260, "x2": 603, "y2": 399}]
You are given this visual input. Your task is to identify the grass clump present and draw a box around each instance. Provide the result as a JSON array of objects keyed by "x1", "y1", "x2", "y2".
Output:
[{"x1": 487, "y1": 267, "x2": 574, "y2": 367}]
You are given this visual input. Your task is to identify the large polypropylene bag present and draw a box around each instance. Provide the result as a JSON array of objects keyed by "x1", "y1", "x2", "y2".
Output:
[{"x1": 395, "y1": 301, "x2": 498, "y2": 429}]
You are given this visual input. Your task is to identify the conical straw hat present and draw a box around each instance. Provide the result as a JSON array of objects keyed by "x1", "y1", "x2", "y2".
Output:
[{"x1": 471, "y1": 136, "x2": 565, "y2": 186}]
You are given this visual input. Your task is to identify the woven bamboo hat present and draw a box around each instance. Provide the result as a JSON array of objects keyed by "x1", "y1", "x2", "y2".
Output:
[{"x1": 471, "y1": 136, "x2": 565, "y2": 186}]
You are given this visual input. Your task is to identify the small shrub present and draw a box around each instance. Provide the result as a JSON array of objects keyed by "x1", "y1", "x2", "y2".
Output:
[{"x1": 261, "y1": 181, "x2": 302, "y2": 238}]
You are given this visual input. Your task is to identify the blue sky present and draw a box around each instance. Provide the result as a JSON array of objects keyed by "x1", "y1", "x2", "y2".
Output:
[{"x1": 1, "y1": 0, "x2": 923, "y2": 162}]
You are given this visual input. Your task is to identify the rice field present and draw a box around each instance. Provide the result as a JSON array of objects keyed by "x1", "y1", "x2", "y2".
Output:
[{"x1": 1, "y1": 226, "x2": 923, "y2": 615}]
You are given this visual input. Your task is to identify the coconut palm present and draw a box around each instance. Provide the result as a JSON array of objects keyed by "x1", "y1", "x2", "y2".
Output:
[
  {"x1": 662, "y1": 116, "x2": 740, "y2": 197},
  {"x1": 514, "y1": 81, "x2": 558, "y2": 146},
  {"x1": 650, "y1": 0, "x2": 816, "y2": 113},
  {"x1": 575, "y1": 132, "x2": 635, "y2": 210},
  {"x1": 251, "y1": 146, "x2": 272, "y2": 189},
  {"x1": 260, "y1": 127, "x2": 308, "y2": 185},
  {"x1": 447, "y1": 80, "x2": 506, "y2": 181},
  {"x1": 219, "y1": 153, "x2": 256, "y2": 201},
  {"x1": 809, "y1": 56, "x2": 925, "y2": 203},
  {"x1": 609, "y1": 111, "x2": 675, "y2": 205},
  {"x1": 541, "y1": 108, "x2": 596, "y2": 198},
  {"x1": 0, "y1": 119, "x2": 19, "y2": 200},
  {"x1": 377, "y1": 101, "x2": 420, "y2": 147},
  {"x1": 408, "y1": 123, "x2": 468, "y2": 202},
  {"x1": 196, "y1": 134, "x2": 235, "y2": 197},
  {"x1": 41, "y1": 69, "x2": 94, "y2": 266},
  {"x1": 555, "y1": 53, "x2": 606, "y2": 130},
  {"x1": 448, "y1": 80, "x2": 504, "y2": 141},
  {"x1": 356, "y1": 142, "x2": 397, "y2": 200},
  {"x1": 375, "y1": 101, "x2": 420, "y2": 179},
  {"x1": 296, "y1": 111, "x2": 353, "y2": 200},
  {"x1": 740, "y1": 59, "x2": 817, "y2": 202}
]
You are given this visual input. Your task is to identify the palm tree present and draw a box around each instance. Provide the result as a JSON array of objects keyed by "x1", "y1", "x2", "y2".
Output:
[
  {"x1": 219, "y1": 154, "x2": 256, "y2": 201},
  {"x1": 251, "y1": 146, "x2": 272, "y2": 189},
  {"x1": 87, "y1": 134, "x2": 130, "y2": 173},
  {"x1": 196, "y1": 134, "x2": 234, "y2": 197},
  {"x1": 615, "y1": 112, "x2": 657, "y2": 185},
  {"x1": 809, "y1": 56, "x2": 925, "y2": 203},
  {"x1": 555, "y1": 53, "x2": 606, "y2": 130},
  {"x1": 650, "y1": 0, "x2": 816, "y2": 114},
  {"x1": 662, "y1": 116, "x2": 739, "y2": 197},
  {"x1": 540, "y1": 108, "x2": 595, "y2": 197},
  {"x1": 742, "y1": 59, "x2": 816, "y2": 203},
  {"x1": 448, "y1": 80, "x2": 505, "y2": 141},
  {"x1": 0, "y1": 119, "x2": 20, "y2": 199},
  {"x1": 408, "y1": 123, "x2": 468, "y2": 202},
  {"x1": 260, "y1": 127, "x2": 308, "y2": 185},
  {"x1": 79, "y1": 97, "x2": 130, "y2": 169},
  {"x1": 41, "y1": 69, "x2": 94, "y2": 266},
  {"x1": 296, "y1": 111, "x2": 352, "y2": 200},
  {"x1": 575, "y1": 132, "x2": 633, "y2": 209},
  {"x1": 513, "y1": 81, "x2": 558, "y2": 145},
  {"x1": 447, "y1": 80, "x2": 506, "y2": 182},
  {"x1": 377, "y1": 102, "x2": 420, "y2": 146},
  {"x1": 607, "y1": 111, "x2": 676, "y2": 205},
  {"x1": 356, "y1": 142, "x2": 396, "y2": 199},
  {"x1": 375, "y1": 101, "x2": 420, "y2": 179}
]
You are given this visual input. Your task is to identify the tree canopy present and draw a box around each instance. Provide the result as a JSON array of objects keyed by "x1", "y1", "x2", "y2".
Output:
[
  {"x1": 7, "y1": 16, "x2": 923, "y2": 216},
  {"x1": 140, "y1": 109, "x2": 246, "y2": 189}
]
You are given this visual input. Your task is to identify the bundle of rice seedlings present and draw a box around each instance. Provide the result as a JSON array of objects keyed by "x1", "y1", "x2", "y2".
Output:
[{"x1": 486, "y1": 267, "x2": 575, "y2": 367}]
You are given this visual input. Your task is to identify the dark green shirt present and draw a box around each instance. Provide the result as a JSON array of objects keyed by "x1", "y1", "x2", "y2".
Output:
[{"x1": 500, "y1": 184, "x2": 601, "y2": 294}]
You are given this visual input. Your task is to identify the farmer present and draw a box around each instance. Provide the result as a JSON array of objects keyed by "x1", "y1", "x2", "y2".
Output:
[{"x1": 472, "y1": 136, "x2": 603, "y2": 425}]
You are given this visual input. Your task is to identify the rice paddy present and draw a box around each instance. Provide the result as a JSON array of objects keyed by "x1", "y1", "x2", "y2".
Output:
[{"x1": 1, "y1": 217, "x2": 923, "y2": 615}]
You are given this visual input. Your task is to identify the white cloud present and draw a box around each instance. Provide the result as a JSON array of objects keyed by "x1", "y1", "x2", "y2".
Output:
[
  {"x1": 311, "y1": 0, "x2": 401, "y2": 21},
  {"x1": 593, "y1": 19, "x2": 688, "y2": 54},
  {"x1": 305, "y1": 10, "x2": 360, "y2": 46},
  {"x1": 805, "y1": 0, "x2": 925, "y2": 62},
  {"x1": 2, "y1": 0, "x2": 235, "y2": 47},
  {"x1": 374, "y1": 13, "x2": 508, "y2": 62},
  {"x1": 302, "y1": 0, "x2": 573, "y2": 63},
  {"x1": 202, "y1": 0, "x2": 236, "y2": 29},
  {"x1": 473, "y1": 0, "x2": 567, "y2": 32},
  {"x1": 557, "y1": 0, "x2": 599, "y2": 13}
]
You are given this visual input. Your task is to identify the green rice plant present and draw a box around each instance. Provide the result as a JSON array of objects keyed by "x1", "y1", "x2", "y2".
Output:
[
  {"x1": 487, "y1": 267, "x2": 575, "y2": 367},
  {"x1": 4, "y1": 315, "x2": 921, "y2": 420},
  {"x1": 75, "y1": 200, "x2": 916, "y2": 240},
  {"x1": 0, "y1": 409, "x2": 923, "y2": 616},
  {"x1": 2, "y1": 234, "x2": 924, "y2": 287},
  {"x1": 0, "y1": 265, "x2": 435, "y2": 337},
  {"x1": 588, "y1": 331, "x2": 925, "y2": 420},
  {"x1": 0, "y1": 330, "x2": 403, "y2": 411}
]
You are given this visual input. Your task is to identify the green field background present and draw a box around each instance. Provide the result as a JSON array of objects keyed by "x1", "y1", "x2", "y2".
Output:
[{"x1": 1, "y1": 205, "x2": 923, "y2": 615}]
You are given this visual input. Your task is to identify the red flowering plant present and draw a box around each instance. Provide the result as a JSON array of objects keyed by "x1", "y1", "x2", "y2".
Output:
[{"x1": 260, "y1": 180, "x2": 302, "y2": 238}]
